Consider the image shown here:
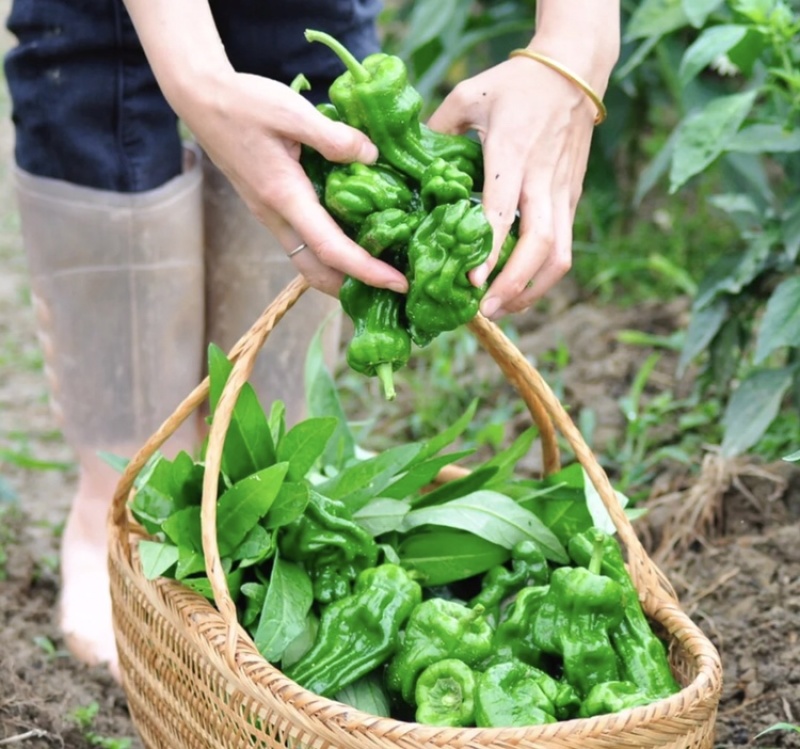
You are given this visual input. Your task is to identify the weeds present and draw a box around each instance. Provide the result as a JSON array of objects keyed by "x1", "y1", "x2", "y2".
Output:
[{"x1": 69, "y1": 703, "x2": 133, "y2": 749}]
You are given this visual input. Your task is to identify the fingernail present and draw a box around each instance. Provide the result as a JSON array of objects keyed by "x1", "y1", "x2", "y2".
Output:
[
  {"x1": 360, "y1": 141, "x2": 379, "y2": 164},
  {"x1": 472, "y1": 263, "x2": 489, "y2": 287},
  {"x1": 489, "y1": 306, "x2": 507, "y2": 321},
  {"x1": 481, "y1": 296, "x2": 500, "y2": 319},
  {"x1": 388, "y1": 280, "x2": 407, "y2": 294}
]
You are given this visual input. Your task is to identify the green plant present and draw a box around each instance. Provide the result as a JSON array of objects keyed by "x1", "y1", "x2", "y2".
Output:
[
  {"x1": 69, "y1": 703, "x2": 133, "y2": 749},
  {"x1": 622, "y1": 0, "x2": 800, "y2": 457}
]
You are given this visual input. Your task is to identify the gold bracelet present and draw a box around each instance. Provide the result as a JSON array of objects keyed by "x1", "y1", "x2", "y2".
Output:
[{"x1": 509, "y1": 48, "x2": 607, "y2": 125}]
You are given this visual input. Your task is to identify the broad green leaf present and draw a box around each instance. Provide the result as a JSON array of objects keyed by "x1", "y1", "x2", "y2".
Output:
[
  {"x1": 175, "y1": 549, "x2": 206, "y2": 580},
  {"x1": 277, "y1": 417, "x2": 338, "y2": 481},
  {"x1": 483, "y1": 427, "x2": 539, "y2": 487},
  {"x1": 682, "y1": 0, "x2": 725, "y2": 27},
  {"x1": 264, "y1": 481, "x2": 311, "y2": 529},
  {"x1": 583, "y1": 468, "x2": 630, "y2": 535},
  {"x1": 783, "y1": 197, "x2": 800, "y2": 262},
  {"x1": 138, "y1": 541, "x2": 179, "y2": 580},
  {"x1": 411, "y1": 465, "x2": 498, "y2": 508},
  {"x1": 783, "y1": 449, "x2": 800, "y2": 462},
  {"x1": 216, "y1": 463, "x2": 289, "y2": 555},
  {"x1": 335, "y1": 672, "x2": 391, "y2": 717},
  {"x1": 240, "y1": 582, "x2": 267, "y2": 629},
  {"x1": 281, "y1": 612, "x2": 319, "y2": 669},
  {"x1": 304, "y1": 323, "x2": 355, "y2": 469},
  {"x1": 397, "y1": 529, "x2": 509, "y2": 586},
  {"x1": 268, "y1": 401, "x2": 287, "y2": 448},
  {"x1": 626, "y1": 0, "x2": 689, "y2": 40},
  {"x1": 319, "y1": 443, "x2": 423, "y2": 513},
  {"x1": 229, "y1": 524, "x2": 275, "y2": 566},
  {"x1": 707, "y1": 193, "x2": 762, "y2": 219},
  {"x1": 354, "y1": 498, "x2": 411, "y2": 537},
  {"x1": 401, "y1": 491, "x2": 568, "y2": 563},
  {"x1": 182, "y1": 567, "x2": 244, "y2": 603},
  {"x1": 670, "y1": 90, "x2": 758, "y2": 193},
  {"x1": 161, "y1": 506, "x2": 203, "y2": 552},
  {"x1": 678, "y1": 298, "x2": 729, "y2": 375},
  {"x1": 130, "y1": 483, "x2": 178, "y2": 535},
  {"x1": 728, "y1": 124, "x2": 800, "y2": 153},
  {"x1": 382, "y1": 448, "x2": 476, "y2": 500},
  {"x1": 207, "y1": 344, "x2": 276, "y2": 483},
  {"x1": 679, "y1": 25, "x2": 748, "y2": 86},
  {"x1": 415, "y1": 399, "x2": 478, "y2": 463},
  {"x1": 710, "y1": 317, "x2": 744, "y2": 391},
  {"x1": 754, "y1": 277, "x2": 800, "y2": 363},
  {"x1": 253, "y1": 557, "x2": 313, "y2": 663},
  {"x1": 400, "y1": 0, "x2": 461, "y2": 58},
  {"x1": 721, "y1": 367, "x2": 795, "y2": 457}
]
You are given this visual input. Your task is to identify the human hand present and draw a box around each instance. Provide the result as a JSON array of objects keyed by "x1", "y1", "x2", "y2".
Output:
[{"x1": 427, "y1": 38, "x2": 616, "y2": 320}]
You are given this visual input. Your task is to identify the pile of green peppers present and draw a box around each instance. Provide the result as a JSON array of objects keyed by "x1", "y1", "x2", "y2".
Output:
[
  {"x1": 299, "y1": 30, "x2": 518, "y2": 400},
  {"x1": 279, "y1": 523, "x2": 680, "y2": 728}
]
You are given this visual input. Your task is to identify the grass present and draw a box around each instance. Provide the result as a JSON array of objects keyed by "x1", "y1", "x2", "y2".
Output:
[{"x1": 69, "y1": 703, "x2": 134, "y2": 749}]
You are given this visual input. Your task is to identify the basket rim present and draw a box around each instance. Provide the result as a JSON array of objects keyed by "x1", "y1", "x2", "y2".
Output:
[{"x1": 111, "y1": 534, "x2": 723, "y2": 745}]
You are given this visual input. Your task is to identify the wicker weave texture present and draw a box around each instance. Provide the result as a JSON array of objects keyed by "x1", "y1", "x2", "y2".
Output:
[{"x1": 109, "y1": 274, "x2": 723, "y2": 749}]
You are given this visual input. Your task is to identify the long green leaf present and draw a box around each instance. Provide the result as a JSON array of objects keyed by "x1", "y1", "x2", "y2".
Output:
[
  {"x1": 276, "y1": 417, "x2": 338, "y2": 481},
  {"x1": 721, "y1": 367, "x2": 795, "y2": 457},
  {"x1": 353, "y1": 498, "x2": 411, "y2": 537},
  {"x1": 677, "y1": 298, "x2": 729, "y2": 376},
  {"x1": 754, "y1": 276, "x2": 800, "y2": 364},
  {"x1": 401, "y1": 491, "x2": 568, "y2": 563},
  {"x1": 253, "y1": 557, "x2": 313, "y2": 663},
  {"x1": 728, "y1": 124, "x2": 800, "y2": 153},
  {"x1": 670, "y1": 90, "x2": 758, "y2": 193},
  {"x1": 678, "y1": 25, "x2": 748, "y2": 86},
  {"x1": 625, "y1": 0, "x2": 688, "y2": 40},
  {"x1": 381, "y1": 448, "x2": 476, "y2": 500},
  {"x1": 138, "y1": 541, "x2": 179, "y2": 580}
]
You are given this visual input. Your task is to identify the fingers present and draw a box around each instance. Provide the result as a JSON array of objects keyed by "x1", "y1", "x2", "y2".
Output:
[{"x1": 426, "y1": 83, "x2": 476, "y2": 136}]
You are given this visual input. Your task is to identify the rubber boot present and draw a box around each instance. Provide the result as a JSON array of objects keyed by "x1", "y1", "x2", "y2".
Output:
[
  {"x1": 202, "y1": 154, "x2": 342, "y2": 426},
  {"x1": 14, "y1": 146, "x2": 205, "y2": 679}
]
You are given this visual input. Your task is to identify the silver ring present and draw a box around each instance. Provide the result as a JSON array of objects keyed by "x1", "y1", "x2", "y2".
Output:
[{"x1": 288, "y1": 242, "x2": 308, "y2": 258}]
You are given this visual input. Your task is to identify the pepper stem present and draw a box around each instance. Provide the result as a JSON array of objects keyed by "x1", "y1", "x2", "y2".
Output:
[
  {"x1": 289, "y1": 73, "x2": 311, "y2": 94},
  {"x1": 305, "y1": 29, "x2": 370, "y2": 83},
  {"x1": 376, "y1": 362, "x2": 397, "y2": 401},
  {"x1": 589, "y1": 535, "x2": 605, "y2": 576}
]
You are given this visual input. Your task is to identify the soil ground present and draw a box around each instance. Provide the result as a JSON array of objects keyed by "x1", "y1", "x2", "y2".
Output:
[{"x1": 1, "y1": 8, "x2": 799, "y2": 749}]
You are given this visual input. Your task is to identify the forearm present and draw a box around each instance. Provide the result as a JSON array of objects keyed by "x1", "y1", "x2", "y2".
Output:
[
  {"x1": 121, "y1": 0, "x2": 234, "y2": 118},
  {"x1": 532, "y1": 0, "x2": 621, "y2": 94}
]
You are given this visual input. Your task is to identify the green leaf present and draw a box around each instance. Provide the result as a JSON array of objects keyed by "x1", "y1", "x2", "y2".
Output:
[
  {"x1": 670, "y1": 90, "x2": 758, "y2": 193},
  {"x1": 207, "y1": 344, "x2": 276, "y2": 483},
  {"x1": 401, "y1": 491, "x2": 568, "y2": 563},
  {"x1": 182, "y1": 566, "x2": 244, "y2": 603},
  {"x1": 138, "y1": 541, "x2": 179, "y2": 580},
  {"x1": 318, "y1": 443, "x2": 423, "y2": 513},
  {"x1": 277, "y1": 417, "x2": 338, "y2": 481},
  {"x1": 678, "y1": 298, "x2": 729, "y2": 375},
  {"x1": 268, "y1": 401, "x2": 287, "y2": 448},
  {"x1": 782, "y1": 196, "x2": 800, "y2": 262},
  {"x1": 397, "y1": 529, "x2": 509, "y2": 586},
  {"x1": 755, "y1": 722, "x2": 800, "y2": 738},
  {"x1": 415, "y1": 399, "x2": 478, "y2": 463},
  {"x1": 240, "y1": 582, "x2": 267, "y2": 629},
  {"x1": 175, "y1": 549, "x2": 206, "y2": 580},
  {"x1": 783, "y1": 449, "x2": 800, "y2": 462},
  {"x1": 280, "y1": 612, "x2": 319, "y2": 669},
  {"x1": 264, "y1": 481, "x2": 311, "y2": 529},
  {"x1": 583, "y1": 468, "x2": 630, "y2": 535},
  {"x1": 682, "y1": 0, "x2": 725, "y2": 27},
  {"x1": 216, "y1": 463, "x2": 289, "y2": 556},
  {"x1": 410, "y1": 465, "x2": 498, "y2": 508},
  {"x1": 253, "y1": 557, "x2": 313, "y2": 663},
  {"x1": 678, "y1": 25, "x2": 749, "y2": 86},
  {"x1": 625, "y1": 0, "x2": 689, "y2": 40},
  {"x1": 161, "y1": 506, "x2": 203, "y2": 552},
  {"x1": 482, "y1": 427, "x2": 539, "y2": 487},
  {"x1": 229, "y1": 524, "x2": 275, "y2": 566},
  {"x1": 727, "y1": 124, "x2": 800, "y2": 153},
  {"x1": 721, "y1": 367, "x2": 795, "y2": 457},
  {"x1": 353, "y1": 498, "x2": 411, "y2": 536},
  {"x1": 335, "y1": 672, "x2": 391, "y2": 717},
  {"x1": 400, "y1": 0, "x2": 461, "y2": 58},
  {"x1": 755, "y1": 276, "x2": 800, "y2": 363},
  {"x1": 633, "y1": 127, "x2": 678, "y2": 206},
  {"x1": 381, "y1": 448, "x2": 476, "y2": 500},
  {"x1": 305, "y1": 323, "x2": 355, "y2": 469}
]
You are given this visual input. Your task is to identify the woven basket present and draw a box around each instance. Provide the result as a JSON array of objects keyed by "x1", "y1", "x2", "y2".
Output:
[{"x1": 109, "y1": 275, "x2": 723, "y2": 749}]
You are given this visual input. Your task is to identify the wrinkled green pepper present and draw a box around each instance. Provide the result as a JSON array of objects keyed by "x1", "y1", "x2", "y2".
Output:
[
  {"x1": 387, "y1": 598, "x2": 494, "y2": 705},
  {"x1": 531, "y1": 561, "x2": 624, "y2": 697},
  {"x1": 355, "y1": 207, "x2": 423, "y2": 260},
  {"x1": 578, "y1": 680, "x2": 655, "y2": 718},
  {"x1": 568, "y1": 528, "x2": 680, "y2": 699},
  {"x1": 471, "y1": 539, "x2": 549, "y2": 624},
  {"x1": 475, "y1": 661, "x2": 557, "y2": 728},
  {"x1": 405, "y1": 199, "x2": 493, "y2": 346},
  {"x1": 284, "y1": 563, "x2": 422, "y2": 697},
  {"x1": 487, "y1": 584, "x2": 549, "y2": 668},
  {"x1": 278, "y1": 490, "x2": 379, "y2": 603},
  {"x1": 414, "y1": 659, "x2": 476, "y2": 727},
  {"x1": 299, "y1": 102, "x2": 341, "y2": 202},
  {"x1": 420, "y1": 157, "x2": 473, "y2": 210},
  {"x1": 305, "y1": 30, "x2": 482, "y2": 185},
  {"x1": 339, "y1": 277, "x2": 410, "y2": 401},
  {"x1": 325, "y1": 162, "x2": 417, "y2": 228}
]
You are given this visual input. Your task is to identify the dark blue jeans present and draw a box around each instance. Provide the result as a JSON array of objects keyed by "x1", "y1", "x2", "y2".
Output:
[{"x1": 4, "y1": 0, "x2": 381, "y2": 192}]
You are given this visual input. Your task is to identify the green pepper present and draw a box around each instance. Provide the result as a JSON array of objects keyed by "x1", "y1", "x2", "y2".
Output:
[
  {"x1": 305, "y1": 30, "x2": 480, "y2": 184},
  {"x1": 325, "y1": 162, "x2": 417, "y2": 228},
  {"x1": 278, "y1": 490, "x2": 379, "y2": 603},
  {"x1": 470, "y1": 539, "x2": 550, "y2": 624},
  {"x1": 405, "y1": 199, "x2": 493, "y2": 346},
  {"x1": 386, "y1": 598, "x2": 494, "y2": 705},
  {"x1": 487, "y1": 584, "x2": 549, "y2": 668},
  {"x1": 355, "y1": 207, "x2": 423, "y2": 260},
  {"x1": 298, "y1": 95, "x2": 341, "y2": 201},
  {"x1": 339, "y1": 278, "x2": 410, "y2": 401},
  {"x1": 420, "y1": 124, "x2": 484, "y2": 189},
  {"x1": 284, "y1": 563, "x2": 422, "y2": 697},
  {"x1": 474, "y1": 661, "x2": 564, "y2": 728},
  {"x1": 420, "y1": 157, "x2": 473, "y2": 210},
  {"x1": 414, "y1": 659, "x2": 476, "y2": 727},
  {"x1": 568, "y1": 529, "x2": 680, "y2": 699},
  {"x1": 578, "y1": 680, "x2": 655, "y2": 718},
  {"x1": 531, "y1": 561, "x2": 624, "y2": 697}
]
